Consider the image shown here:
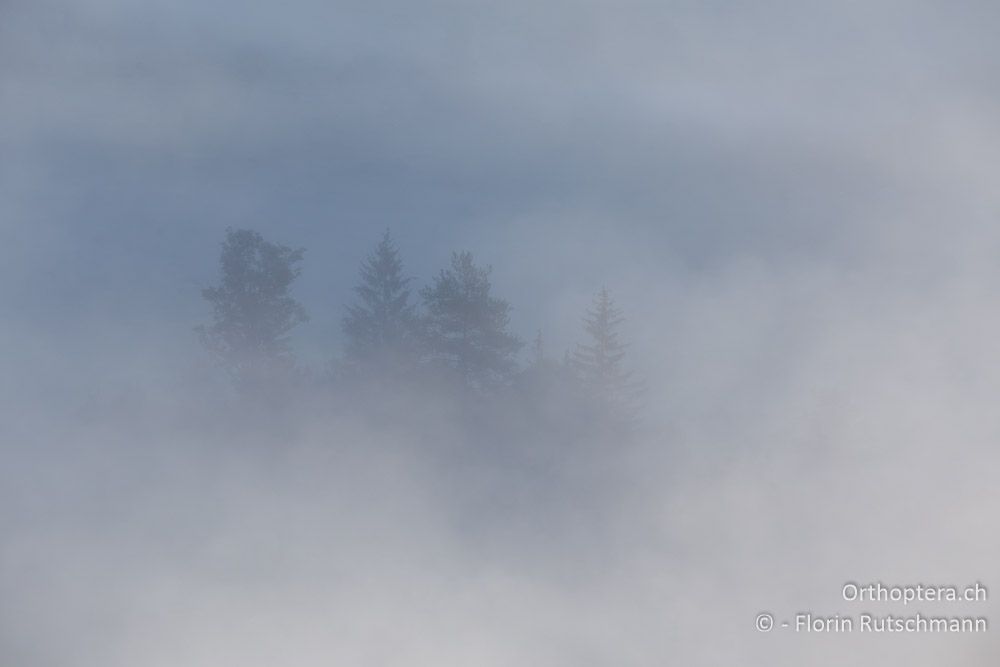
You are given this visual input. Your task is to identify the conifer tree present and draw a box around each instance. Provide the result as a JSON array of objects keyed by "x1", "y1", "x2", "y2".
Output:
[
  {"x1": 572, "y1": 287, "x2": 637, "y2": 413},
  {"x1": 420, "y1": 251, "x2": 522, "y2": 390},
  {"x1": 531, "y1": 329, "x2": 545, "y2": 367},
  {"x1": 342, "y1": 230, "x2": 420, "y2": 376},
  {"x1": 197, "y1": 228, "x2": 308, "y2": 392}
]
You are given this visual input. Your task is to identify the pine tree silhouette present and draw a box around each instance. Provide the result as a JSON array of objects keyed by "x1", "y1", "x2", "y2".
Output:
[
  {"x1": 421, "y1": 251, "x2": 522, "y2": 390},
  {"x1": 197, "y1": 228, "x2": 307, "y2": 394},
  {"x1": 342, "y1": 230, "x2": 420, "y2": 377},
  {"x1": 572, "y1": 287, "x2": 639, "y2": 415}
]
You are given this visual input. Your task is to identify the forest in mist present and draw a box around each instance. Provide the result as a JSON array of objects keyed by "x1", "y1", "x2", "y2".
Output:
[
  {"x1": 5, "y1": 1, "x2": 1000, "y2": 665},
  {"x1": 4, "y1": 218, "x2": 996, "y2": 666},
  {"x1": 196, "y1": 227, "x2": 642, "y2": 440}
]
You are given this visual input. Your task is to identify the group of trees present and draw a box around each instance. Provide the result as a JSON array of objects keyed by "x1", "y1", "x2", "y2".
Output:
[
  {"x1": 340, "y1": 233, "x2": 523, "y2": 392},
  {"x1": 198, "y1": 228, "x2": 640, "y2": 421}
]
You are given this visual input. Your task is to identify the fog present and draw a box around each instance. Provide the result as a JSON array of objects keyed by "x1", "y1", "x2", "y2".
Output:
[{"x1": 3, "y1": 1, "x2": 1000, "y2": 665}]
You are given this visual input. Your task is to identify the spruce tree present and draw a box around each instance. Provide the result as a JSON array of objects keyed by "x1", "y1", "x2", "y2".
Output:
[
  {"x1": 572, "y1": 287, "x2": 636, "y2": 413},
  {"x1": 420, "y1": 251, "x2": 523, "y2": 390},
  {"x1": 197, "y1": 228, "x2": 308, "y2": 393},
  {"x1": 342, "y1": 230, "x2": 420, "y2": 377},
  {"x1": 531, "y1": 329, "x2": 544, "y2": 367}
]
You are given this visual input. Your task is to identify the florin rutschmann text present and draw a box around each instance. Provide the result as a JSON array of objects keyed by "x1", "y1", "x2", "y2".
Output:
[{"x1": 755, "y1": 582, "x2": 989, "y2": 634}]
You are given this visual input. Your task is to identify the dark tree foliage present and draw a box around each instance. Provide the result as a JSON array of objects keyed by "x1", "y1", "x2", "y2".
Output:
[
  {"x1": 420, "y1": 251, "x2": 523, "y2": 390},
  {"x1": 572, "y1": 287, "x2": 638, "y2": 415},
  {"x1": 197, "y1": 228, "x2": 308, "y2": 393},
  {"x1": 342, "y1": 230, "x2": 421, "y2": 377}
]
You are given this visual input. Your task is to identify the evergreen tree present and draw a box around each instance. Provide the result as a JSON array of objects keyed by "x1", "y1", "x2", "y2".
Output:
[
  {"x1": 342, "y1": 230, "x2": 420, "y2": 376},
  {"x1": 531, "y1": 329, "x2": 545, "y2": 367},
  {"x1": 572, "y1": 287, "x2": 637, "y2": 414},
  {"x1": 420, "y1": 251, "x2": 523, "y2": 390},
  {"x1": 197, "y1": 228, "x2": 307, "y2": 393}
]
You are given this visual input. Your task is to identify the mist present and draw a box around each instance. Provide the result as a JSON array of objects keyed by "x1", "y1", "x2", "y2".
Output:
[{"x1": 3, "y1": 1, "x2": 1000, "y2": 665}]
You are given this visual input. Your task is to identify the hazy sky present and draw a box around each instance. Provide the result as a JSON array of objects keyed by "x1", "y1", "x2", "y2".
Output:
[{"x1": 6, "y1": 0, "x2": 1000, "y2": 367}]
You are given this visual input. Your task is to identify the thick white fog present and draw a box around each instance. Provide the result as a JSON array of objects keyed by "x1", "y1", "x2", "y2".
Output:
[{"x1": 3, "y1": 1, "x2": 1000, "y2": 665}]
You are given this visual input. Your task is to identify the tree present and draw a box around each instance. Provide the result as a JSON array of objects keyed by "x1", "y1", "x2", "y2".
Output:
[
  {"x1": 341, "y1": 230, "x2": 420, "y2": 376},
  {"x1": 420, "y1": 251, "x2": 523, "y2": 390},
  {"x1": 531, "y1": 329, "x2": 545, "y2": 367},
  {"x1": 572, "y1": 287, "x2": 637, "y2": 415},
  {"x1": 197, "y1": 228, "x2": 308, "y2": 393}
]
